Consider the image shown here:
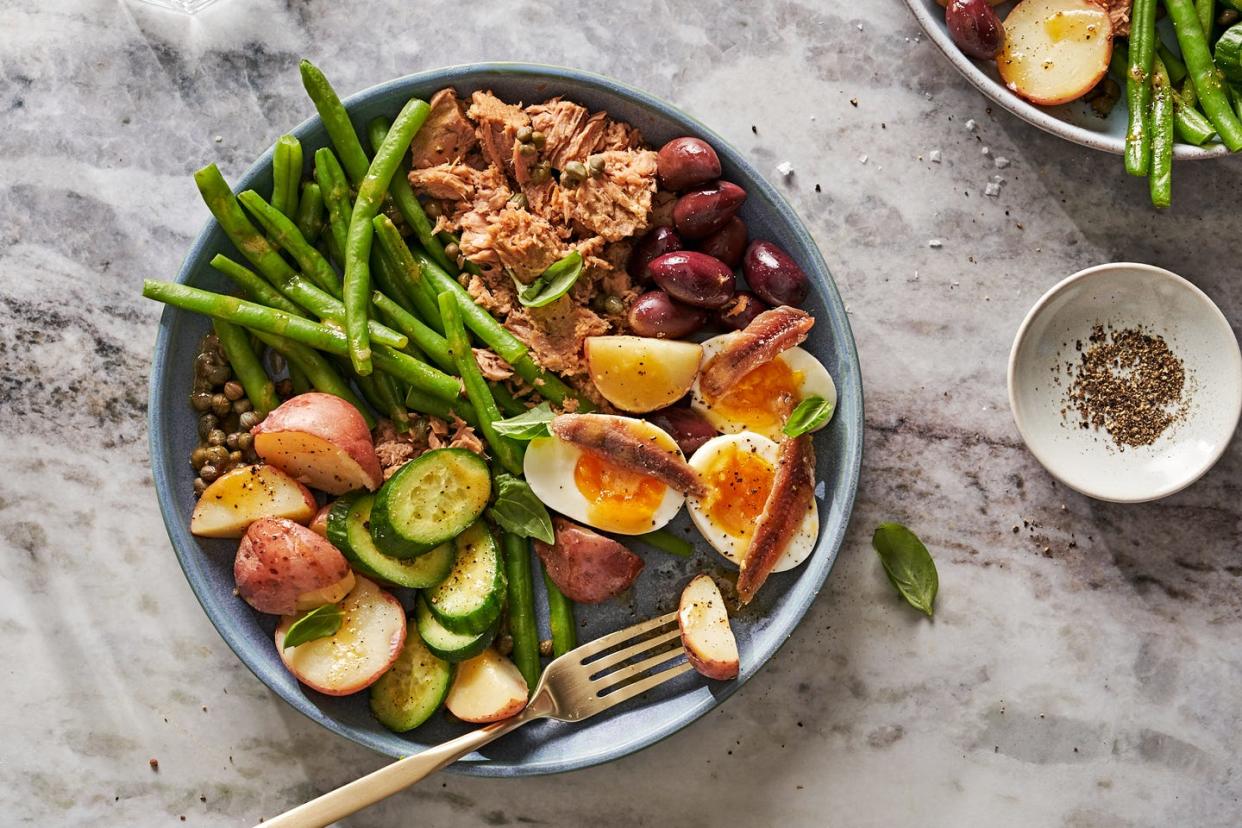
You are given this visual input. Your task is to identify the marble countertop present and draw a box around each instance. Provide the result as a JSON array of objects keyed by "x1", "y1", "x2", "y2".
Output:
[{"x1": 3, "y1": 0, "x2": 1240, "y2": 825}]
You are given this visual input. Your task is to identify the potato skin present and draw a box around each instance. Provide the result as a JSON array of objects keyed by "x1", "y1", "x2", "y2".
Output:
[
  {"x1": 235, "y1": 517, "x2": 352, "y2": 615},
  {"x1": 533, "y1": 517, "x2": 644, "y2": 604},
  {"x1": 252, "y1": 393, "x2": 383, "y2": 490}
]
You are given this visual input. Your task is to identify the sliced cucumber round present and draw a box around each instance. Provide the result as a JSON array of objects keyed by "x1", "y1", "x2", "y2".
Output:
[
  {"x1": 371, "y1": 448, "x2": 491, "y2": 559},
  {"x1": 426, "y1": 521, "x2": 506, "y2": 635},
  {"x1": 369, "y1": 623, "x2": 452, "y2": 733},
  {"x1": 327, "y1": 492, "x2": 456, "y2": 589},
  {"x1": 415, "y1": 596, "x2": 498, "y2": 663}
]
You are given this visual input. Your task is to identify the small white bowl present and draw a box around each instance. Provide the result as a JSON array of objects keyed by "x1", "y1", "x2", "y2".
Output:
[{"x1": 1008, "y1": 263, "x2": 1242, "y2": 503}]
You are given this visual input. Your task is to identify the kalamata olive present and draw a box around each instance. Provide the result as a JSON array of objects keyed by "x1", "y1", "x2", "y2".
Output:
[
  {"x1": 648, "y1": 406, "x2": 719, "y2": 455},
  {"x1": 697, "y1": 216, "x2": 748, "y2": 268},
  {"x1": 945, "y1": 0, "x2": 1004, "y2": 60},
  {"x1": 656, "y1": 137, "x2": 722, "y2": 192},
  {"x1": 628, "y1": 225, "x2": 683, "y2": 280},
  {"x1": 716, "y1": 291, "x2": 770, "y2": 331},
  {"x1": 628, "y1": 290, "x2": 709, "y2": 339},
  {"x1": 743, "y1": 241, "x2": 810, "y2": 307},
  {"x1": 648, "y1": 251, "x2": 737, "y2": 309},
  {"x1": 672, "y1": 181, "x2": 747, "y2": 240}
]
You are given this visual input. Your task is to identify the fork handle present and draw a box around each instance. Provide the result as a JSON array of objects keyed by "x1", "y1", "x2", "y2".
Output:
[{"x1": 258, "y1": 707, "x2": 545, "y2": 828}]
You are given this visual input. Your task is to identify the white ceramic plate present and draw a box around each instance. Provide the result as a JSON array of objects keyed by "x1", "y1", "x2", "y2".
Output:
[{"x1": 1008, "y1": 262, "x2": 1242, "y2": 502}]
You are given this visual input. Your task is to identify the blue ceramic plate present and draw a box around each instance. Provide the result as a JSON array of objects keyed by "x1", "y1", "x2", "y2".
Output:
[
  {"x1": 904, "y1": 0, "x2": 1229, "y2": 160},
  {"x1": 148, "y1": 63, "x2": 863, "y2": 776}
]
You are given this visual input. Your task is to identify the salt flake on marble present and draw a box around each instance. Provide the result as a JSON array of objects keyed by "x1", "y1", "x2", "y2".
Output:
[
  {"x1": 965, "y1": 118, "x2": 978, "y2": 132},
  {"x1": 776, "y1": 161, "x2": 795, "y2": 177},
  {"x1": 994, "y1": 156, "x2": 1011, "y2": 169},
  {"x1": 981, "y1": 146, "x2": 991, "y2": 157},
  {"x1": 929, "y1": 149, "x2": 942, "y2": 163},
  {"x1": 928, "y1": 239, "x2": 944, "y2": 249},
  {"x1": 859, "y1": 154, "x2": 868, "y2": 164}
]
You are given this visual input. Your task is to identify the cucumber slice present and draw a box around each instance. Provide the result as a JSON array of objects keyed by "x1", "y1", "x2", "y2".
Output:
[
  {"x1": 426, "y1": 521, "x2": 507, "y2": 635},
  {"x1": 415, "y1": 596, "x2": 498, "y2": 662},
  {"x1": 327, "y1": 493, "x2": 455, "y2": 589},
  {"x1": 1216, "y1": 24, "x2": 1242, "y2": 85},
  {"x1": 371, "y1": 448, "x2": 491, "y2": 558},
  {"x1": 369, "y1": 623, "x2": 452, "y2": 732}
]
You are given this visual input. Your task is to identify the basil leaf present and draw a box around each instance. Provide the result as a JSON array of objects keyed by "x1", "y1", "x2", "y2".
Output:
[
  {"x1": 487, "y1": 474, "x2": 555, "y2": 544},
  {"x1": 514, "y1": 251, "x2": 584, "y2": 308},
  {"x1": 871, "y1": 523, "x2": 938, "y2": 617},
  {"x1": 492, "y1": 402, "x2": 555, "y2": 440},
  {"x1": 783, "y1": 395, "x2": 835, "y2": 437},
  {"x1": 282, "y1": 603, "x2": 344, "y2": 649}
]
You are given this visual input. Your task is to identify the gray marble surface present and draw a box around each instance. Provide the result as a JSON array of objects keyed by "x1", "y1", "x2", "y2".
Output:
[{"x1": 3, "y1": 0, "x2": 1240, "y2": 825}]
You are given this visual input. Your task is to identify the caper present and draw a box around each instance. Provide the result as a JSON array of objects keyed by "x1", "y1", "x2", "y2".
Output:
[
  {"x1": 225, "y1": 432, "x2": 240, "y2": 451},
  {"x1": 199, "y1": 464, "x2": 219, "y2": 483},
  {"x1": 190, "y1": 392, "x2": 213, "y2": 412},
  {"x1": 508, "y1": 192, "x2": 529, "y2": 210},
  {"x1": 207, "y1": 428, "x2": 227, "y2": 447},
  {"x1": 190, "y1": 446, "x2": 210, "y2": 469},
  {"x1": 237, "y1": 433, "x2": 254, "y2": 452},
  {"x1": 207, "y1": 364, "x2": 232, "y2": 385},
  {"x1": 229, "y1": 450, "x2": 243, "y2": 466},
  {"x1": 210, "y1": 394, "x2": 231, "y2": 417},
  {"x1": 1220, "y1": 8, "x2": 1239, "y2": 24},
  {"x1": 562, "y1": 160, "x2": 588, "y2": 184},
  {"x1": 515, "y1": 125, "x2": 533, "y2": 144},
  {"x1": 530, "y1": 130, "x2": 546, "y2": 148},
  {"x1": 193, "y1": 478, "x2": 208, "y2": 496},
  {"x1": 194, "y1": 352, "x2": 215, "y2": 375},
  {"x1": 232, "y1": 398, "x2": 252, "y2": 414},
  {"x1": 587, "y1": 154, "x2": 606, "y2": 176},
  {"x1": 192, "y1": 378, "x2": 213, "y2": 395},
  {"x1": 205, "y1": 445, "x2": 230, "y2": 466},
  {"x1": 443, "y1": 242, "x2": 461, "y2": 261},
  {"x1": 238, "y1": 411, "x2": 262, "y2": 431},
  {"x1": 267, "y1": 350, "x2": 286, "y2": 375},
  {"x1": 603, "y1": 294, "x2": 625, "y2": 316},
  {"x1": 243, "y1": 447, "x2": 260, "y2": 464},
  {"x1": 530, "y1": 161, "x2": 551, "y2": 184},
  {"x1": 275, "y1": 378, "x2": 294, "y2": 398},
  {"x1": 198, "y1": 414, "x2": 219, "y2": 438},
  {"x1": 424, "y1": 199, "x2": 443, "y2": 218},
  {"x1": 223, "y1": 380, "x2": 244, "y2": 401},
  {"x1": 517, "y1": 141, "x2": 536, "y2": 156}
]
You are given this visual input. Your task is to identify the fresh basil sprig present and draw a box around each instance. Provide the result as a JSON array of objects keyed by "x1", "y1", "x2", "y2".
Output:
[
  {"x1": 871, "y1": 523, "x2": 938, "y2": 617},
  {"x1": 492, "y1": 402, "x2": 555, "y2": 440},
  {"x1": 514, "y1": 251, "x2": 584, "y2": 308},
  {"x1": 487, "y1": 473, "x2": 555, "y2": 544},
  {"x1": 783, "y1": 395, "x2": 835, "y2": 437},
  {"x1": 282, "y1": 603, "x2": 344, "y2": 649}
]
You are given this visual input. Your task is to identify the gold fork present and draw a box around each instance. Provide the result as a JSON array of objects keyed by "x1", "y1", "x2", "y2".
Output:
[{"x1": 260, "y1": 610, "x2": 692, "y2": 828}]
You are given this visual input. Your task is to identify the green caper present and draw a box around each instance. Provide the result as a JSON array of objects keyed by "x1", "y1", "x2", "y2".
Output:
[
  {"x1": 194, "y1": 352, "x2": 215, "y2": 375},
  {"x1": 508, "y1": 192, "x2": 529, "y2": 210},
  {"x1": 424, "y1": 199, "x2": 443, "y2": 218},
  {"x1": 190, "y1": 446, "x2": 210, "y2": 469},
  {"x1": 198, "y1": 414, "x2": 219, "y2": 438},
  {"x1": 275, "y1": 379, "x2": 294, "y2": 398},
  {"x1": 207, "y1": 429, "x2": 227, "y2": 447},
  {"x1": 190, "y1": 392, "x2": 213, "y2": 412},
  {"x1": 207, "y1": 364, "x2": 232, "y2": 385},
  {"x1": 199, "y1": 464, "x2": 219, "y2": 483},
  {"x1": 225, "y1": 432, "x2": 240, "y2": 451},
  {"x1": 205, "y1": 445, "x2": 230, "y2": 466},
  {"x1": 232, "y1": 398, "x2": 252, "y2": 414},
  {"x1": 562, "y1": 161, "x2": 588, "y2": 183},
  {"x1": 530, "y1": 162, "x2": 551, "y2": 184},
  {"x1": 517, "y1": 141, "x2": 536, "y2": 157},
  {"x1": 515, "y1": 125, "x2": 533, "y2": 144},
  {"x1": 243, "y1": 448, "x2": 260, "y2": 464},
  {"x1": 443, "y1": 242, "x2": 461, "y2": 261},
  {"x1": 193, "y1": 478, "x2": 208, "y2": 496},
  {"x1": 192, "y1": 378, "x2": 213, "y2": 395},
  {"x1": 587, "y1": 154, "x2": 606, "y2": 176},
  {"x1": 603, "y1": 294, "x2": 625, "y2": 316},
  {"x1": 267, "y1": 350, "x2": 286, "y2": 375},
  {"x1": 210, "y1": 394, "x2": 231, "y2": 417},
  {"x1": 229, "y1": 450, "x2": 243, "y2": 466},
  {"x1": 530, "y1": 130, "x2": 546, "y2": 148},
  {"x1": 223, "y1": 380, "x2": 244, "y2": 401},
  {"x1": 238, "y1": 411, "x2": 262, "y2": 431},
  {"x1": 237, "y1": 433, "x2": 254, "y2": 452}
]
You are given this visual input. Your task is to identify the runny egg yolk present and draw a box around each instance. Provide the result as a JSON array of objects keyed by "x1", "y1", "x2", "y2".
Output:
[
  {"x1": 698, "y1": 443, "x2": 774, "y2": 540},
  {"x1": 574, "y1": 450, "x2": 665, "y2": 533},
  {"x1": 706, "y1": 358, "x2": 804, "y2": 431}
]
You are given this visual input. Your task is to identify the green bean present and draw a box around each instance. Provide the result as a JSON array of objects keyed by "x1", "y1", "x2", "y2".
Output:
[
  {"x1": 374, "y1": 216, "x2": 444, "y2": 332},
  {"x1": 299, "y1": 60, "x2": 370, "y2": 185},
  {"x1": 370, "y1": 247, "x2": 416, "y2": 315},
  {"x1": 238, "y1": 189, "x2": 342, "y2": 297},
  {"x1": 371, "y1": 344, "x2": 460, "y2": 402},
  {"x1": 502, "y1": 532, "x2": 540, "y2": 692},
  {"x1": 372, "y1": 291, "x2": 454, "y2": 373},
  {"x1": 1174, "y1": 88, "x2": 1217, "y2": 143},
  {"x1": 288, "y1": 362, "x2": 311, "y2": 395},
  {"x1": 271, "y1": 134, "x2": 303, "y2": 219},
  {"x1": 250, "y1": 329, "x2": 372, "y2": 423},
  {"x1": 542, "y1": 569, "x2": 576, "y2": 657},
  {"x1": 1196, "y1": 0, "x2": 1216, "y2": 36},
  {"x1": 490, "y1": 380, "x2": 528, "y2": 417},
  {"x1": 367, "y1": 116, "x2": 456, "y2": 274},
  {"x1": 193, "y1": 164, "x2": 407, "y2": 349},
  {"x1": 1150, "y1": 57, "x2": 1175, "y2": 208},
  {"x1": 343, "y1": 98, "x2": 431, "y2": 375},
  {"x1": 209, "y1": 254, "x2": 307, "y2": 317},
  {"x1": 440, "y1": 291, "x2": 524, "y2": 475},
  {"x1": 295, "y1": 181, "x2": 325, "y2": 245},
  {"x1": 1157, "y1": 41, "x2": 1189, "y2": 85},
  {"x1": 370, "y1": 371, "x2": 411, "y2": 432},
  {"x1": 314, "y1": 147, "x2": 353, "y2": 264},
  {"x1": 1166, "y1": 0, "x2": 1242, "y2": 150},
  {"x1": 636, "y1": 529, "x2": 694, "y2": 558},
  {"x1": 1127, "y1": 0, "x2": 1159, "y2": 175},
  {"x1": 212, "y1": 319, "x2": 279, "y2": 417},
  {"x1": 403, "y1": 387, "x2": 479, "y2": 428}
]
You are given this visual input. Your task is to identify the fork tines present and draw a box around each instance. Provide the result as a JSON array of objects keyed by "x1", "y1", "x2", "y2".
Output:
[{"x1": 575, "y1": 610, "x2": 694, "y2": 706}]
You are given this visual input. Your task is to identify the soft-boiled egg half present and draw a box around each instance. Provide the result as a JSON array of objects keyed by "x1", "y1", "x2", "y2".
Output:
[
  {"x1": 687, "y1": 432, "x2": 818, "y2": 571},
  {"x1": 689, "y1": 334, "x2": 836, "y2": 441},
  {"x1": 524, "y1": 417, "x2": 686, "y2": 535}
]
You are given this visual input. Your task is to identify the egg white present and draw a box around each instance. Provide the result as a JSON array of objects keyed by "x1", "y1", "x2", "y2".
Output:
[
  {"x1": 689, "y1": 333, "x2": 837, "y2": 441},
  {"x1": 687, "y1": 432, "x2": 818, "y2": 571},
  {"x1": 523, "y1": 418, "x2": 686, "y2": 535}
]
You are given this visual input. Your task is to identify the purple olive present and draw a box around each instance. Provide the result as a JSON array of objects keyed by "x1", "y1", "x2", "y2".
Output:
[
  {"x1": 657, "y1": 137, "x2": 722, "y2": 192},
  {"x1": 946, "y1": 0, "x2": 1004, "y2": 60},
  {"x1": 672, "y1": 181, "x2": 747, "y2": 240},
  {"x1": 743, "y1": 241, "x2": 809, "y2": 307},
  {"x1": 628, "y1": 225, "x2": 683, "y2": 280},
  {"x1": 648, "y1": 251, "x2": 737, "y2": 309},
  {"x1": 648, "y1": 406, "x2": 719, "y2": 455},
  {"x1": 696, "y1": 216, "x2": 748, "y2": 269},
  {"x1": 628, "y1": 290, "x2": 709, "y2": 339},
  {"x1": 716, "y1": 291, "x2": 770, "y2": 331}
]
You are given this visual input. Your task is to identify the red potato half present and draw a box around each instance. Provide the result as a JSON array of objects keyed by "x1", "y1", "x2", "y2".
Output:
[
  {"x1": 190, "y1": 464, "x2": 317, "y2": 538},
  {"x1": 275, "y1": 575, "x2": 406, "y2": 696},
  {"x1": 678, "y1": 574, "x2": 740, "y2": 680},
  {"x1": 252, "y1": 393, "x2": 383, "y2": 495},
  {"x1": 998, "y1": 0, "x2": 1113, "y2": 106},
  {"x1": 534, "y1": 517, "x2": 645, "y2": 604},
  {"x1": 234, "y1": 517, "x2": 355, "y2": 615},
  {"x1": 445, "y1": 648, "x2": 529, "y2": 723}
]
